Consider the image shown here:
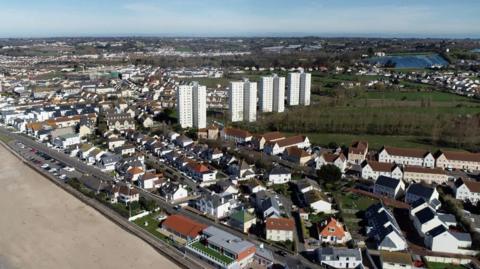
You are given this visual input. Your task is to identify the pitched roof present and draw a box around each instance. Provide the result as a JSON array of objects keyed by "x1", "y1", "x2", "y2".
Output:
[
  {"x1": 383, "y1": 146, "x2": 431, "y2": 158},
  {"x1": 404, "y1": 165, "x2": 446, "y2": 175},
  {"x1": 319, "y1": 218, "x2": 346, "y2": 238},
  {"x1": 363, "y1": 160, "x2": 398, "y2": 172},
  {"x1": 349, "y1": 140, "x2": 368, "y2": 154},
  {"x1": 260, "y1": 131, "x2": 285, "y2": 142},
  {"x1": 223, "y1": 127, "x2": 251, "y2": 138},
  {"x1": 456, "y1": 178, "x2": 480, "y2": 193},
  {"x1": 439, "y1": 150, "x2": 480, "y2": 162},
  {"x1": 406, "y1": 183, "x2": 435, "y2": 200},
  {"x1": 162, "y1": 214, "x2": 207, "y2": 239},
  {"x1": 376, "y1": 176, "x2": 401, "y2": 189},
  {"x1": 275, "y1": 135, "x2": 306, "y2": 148},
  {"x1": 266, "y1": 217, "x2": 295, "y2": 231},
  {"x1": 285, "y1": 147, "x2": 311, "y2": 158},
  {"x1": 127, "y1": 166, "x2": 144, "y2": 174}
]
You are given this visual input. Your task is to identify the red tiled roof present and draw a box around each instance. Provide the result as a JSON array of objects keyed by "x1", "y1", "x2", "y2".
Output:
[
  {"x1": 162, "y1": 214, "x2": 207, "y2": 239},
  {"x1": 266, "y1": 217, "x2": 295, "y2": 231},
  {"x1": 349, "y1": 140, "x2": 368, "y2": 154},
  {"x1": 404, "y1": 165, "x2": 445, "y2": 175},
  {"x1": 364, "y1": 160, "x2": 397, "y2": 172},
  {"x1": 224, "y1": 128, "x2": 251, "y2": 138},
  {"x1": 319, "y1": 218, "x2": 346, "y2": 238},
  {"x1": 440, "y1": 151, "x2": 480, "y2": 163},
  {"x1": 275, "y1": 135, "x2": 306, "y2": 148},
  {"x1": 383, "y1": 146, "x2": 430, "y2": 158}
]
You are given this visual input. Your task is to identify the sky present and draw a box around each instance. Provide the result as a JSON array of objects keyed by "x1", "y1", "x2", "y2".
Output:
[{"x1": 0, "y1": 0, "x2": 479, "y2": 38}]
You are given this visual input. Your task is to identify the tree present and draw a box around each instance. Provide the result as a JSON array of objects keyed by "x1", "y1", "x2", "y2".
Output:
[{"x1": 317, "y1": 164, "x2": 342, "y2": 183}]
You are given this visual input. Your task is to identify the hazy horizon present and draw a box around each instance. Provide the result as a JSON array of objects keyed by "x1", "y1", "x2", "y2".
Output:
[{"x1": 1, "y1": 0, "x2": 479, "y2": 39}]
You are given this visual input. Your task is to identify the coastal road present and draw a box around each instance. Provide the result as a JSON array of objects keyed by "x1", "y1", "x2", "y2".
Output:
[{"x1": 0, "y1": 127, "x2": 320, "y2": 269}]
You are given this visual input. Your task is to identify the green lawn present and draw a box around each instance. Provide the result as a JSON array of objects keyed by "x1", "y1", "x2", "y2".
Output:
[
  {"x1": 190, "y1": 241, "x2": 234, "y2": 265},
  {"x1": 286, "y1": 132, "x2": 463, "y2": 151},
  {"x1": 427, "y1": 261, "x2": 466, "y2": 269},
  {"x1": 0, "y1": 134, "x2": 12, "y2": 143},
  {"x1": 364, "y1": 90, "x2": 472, "y2": 102},
  {"x1": 132, "y1": 215, "x2": 171, "y2": 242},
  {"x1": 338, "y1": 193, "x2": 376, "y2": 212}
]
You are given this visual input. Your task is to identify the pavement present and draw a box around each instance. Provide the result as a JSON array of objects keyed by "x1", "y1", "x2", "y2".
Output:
[{"x1": 0, "y1": 127, "x2": 322, "y2": 269}]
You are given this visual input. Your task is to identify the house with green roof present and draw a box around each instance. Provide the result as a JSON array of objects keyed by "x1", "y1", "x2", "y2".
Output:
[{"x1": 228, "y1": 210, "x2": 256, "y2": 233}]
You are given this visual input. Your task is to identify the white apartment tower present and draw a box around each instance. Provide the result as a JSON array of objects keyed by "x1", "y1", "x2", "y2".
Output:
[
  {"x1": 229, "y1": 81, "x2": 244, "y2": 122},
  {"x1": 243, "y1": 80, "x2": 257, "y2": 122},
  {"x1": 299, "y1": 72, "x2": 311, "y2": 106},
  {"x1": 287, "y1": 71, "x2": 311, "y2": 106},
  {"x1": 176, "y1": 82, "x2": 207, "y2": 129},
  {"x1": 229, "y1": 80, "x2": 257, "y2": 122},
  {"x1": 287, "y1": 72, "x2": 300, "y2": 106},
  {"x1": 260, "y1": 74, "x2": 285, "y2": 113}
]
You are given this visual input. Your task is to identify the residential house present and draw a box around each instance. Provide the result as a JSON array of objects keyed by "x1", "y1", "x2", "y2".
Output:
[
  {"x1": 176, "y1": 135, "x2": 194, "y2": 148},
  {"x1": 52, "y1": 133, "x2": 80, "y2": 149},
  {"x1": 454, "y1": 178, "x2": 480, "y2": 205},
  {"x1": 254, "y1": 191, "x2": 282, "y2": 219},
  {"x1": 185, "y1": 161, "x2": 217, "y2": 185},
  {"x1": 161, "y1": 214, "x2": 207, "y2": 244},
  {"x1": 113, "y1": 185, "x2": 140, "y2": 204},
  {"x1": 115, "y1": 144, "x2": 136, "y2": 156},
  {"x1": 378, "y1": 146, "x2": 435, "y2": 168},
  {"x1": 196, "y1": 192, "x2": 237, "y2": 219},
  {"x1": 159, "y1": 181, "x2": 189, "y2": 202},
  {"x1": 268, "y1": 165, "x2": 291, "y2": 185},
  {"x1": 253, "y1": 131, "x2": 285, "y2": 151},
  {"x1": 186, "y1": 226, "x2": 256, "y2": 269},
  {"x1": 404, "y1": 183, "x2": 440, "y2": 205},
  {"x1": 361, "y1": 160, "x2": 403, "y2": 181},
  {"x1": 229, "y1": 210, "x2": 256, "y2": 233},
  {"x1": 318, "y1": 218, "x2": 348, "y2": 245},
  {"x1": 316, "y1": 152, "x2": 347, "y2": 172},
  {"x1": 140, "y1": 172, "x2": 164, "y2": 190},
  {"x1": 402, "y1": 165, "x2": 448, "y2": 185},
  {"x1": 105, "y1": 113, "x2": 135, "y2": 131},
  {"x1": 221, "y1": 128, "x2": 253, "y2": 144},
  {"x1": 283, "y1": 147, "x2": 312, "y2": 166},
  {"x1": 98, "y1": 154, "x2": 122, "y2": 172},
  {"x1": 435, "y1": 150, "x2": 480, "y2": 171},
  {"x1": 348, "y1": 141, "x2": 369, "y2": 165},
  {"x1": 264, "y1": 135, "x2": 310, "y2": 155},
  {"x1": 304, "y1": 189, "x2": 333, "y2": 214},
  {"x1": 373, "y1": 176, "x2": 405, "y2": 199},
  {"x1": 315, "y1": 247, "x2": 363, "y2": 269},
  {"x1": 125, "y1": 166, "x2": 145, "y2": 182},
  {"x1": 365, "y1": 203, "x2": 408, "y2": 251},
  {"x1": 265, "y1": 217, "x2": 295, "y2": 242},
  {"x1": 108, "y1": 138, "x2": 126, "y2": 151}
]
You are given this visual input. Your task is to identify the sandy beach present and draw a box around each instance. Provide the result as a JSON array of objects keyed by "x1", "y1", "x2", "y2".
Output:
[{"x1": 0, "y1": 145, "x2": 179, "y2": 269}]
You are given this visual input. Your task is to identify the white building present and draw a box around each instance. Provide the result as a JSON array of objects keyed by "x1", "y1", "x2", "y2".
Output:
[
  {"x1": 315, "y1": 247, "x2": 362, "y2": 269},
  {"x1": 265, "y1": 217, "x2": 294, "y2": 242},
  {"x1": 176, "y1": 82, "x2": 207, "y2": 129},
  {"x1": 287, "y1": 72, "x2": 300, "y2": 106},
  {"x1": 454, "y1": 178, "x2": 480, "y2": 205},
  {"x1": 361, "y1": 161, "x2": 403, "y2": 181},
  {"x1": 373, "y1": 176, "x2": 405, "y2": 199},
  {"x1": 229, "y1": 81, "x2": 244, "y2": 122},
  {"x1": 229, "y1": 80, "x2": 257, "y2": 122},
  {"x1": 259, "y1": 74, "x2": 285, "y2": 113},
  {"x1": 378, "y1": 146, "x2": 435, "y2": 168},
  {"x1": 299, "y1": 72, "x2": 311, "y2": 106}
]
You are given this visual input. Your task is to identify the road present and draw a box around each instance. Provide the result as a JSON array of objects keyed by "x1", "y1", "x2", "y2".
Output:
[{"x1": 0, "y1": 127, "x2": 321, "y2": 269}]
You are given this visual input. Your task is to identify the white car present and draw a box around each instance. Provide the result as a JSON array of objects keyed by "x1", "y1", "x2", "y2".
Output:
[
  {"x1": 41, "y1": 164, "x2": 50, "y2": 169},
  {"x1": 49, "y1": 168, "x2": 57, "y2": 173},
  {"x1": 64, "y1": 167, "x2": 75, "y2": 172}
]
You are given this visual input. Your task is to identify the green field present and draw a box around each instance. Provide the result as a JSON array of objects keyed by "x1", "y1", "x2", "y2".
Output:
[
  {"x1": 427, "y1": 262, "x2": 466, "y2": 269},
  {"x1": 290, "y1": 132, "x2": 465, "y2": 151},
  {"x1": 132, "y1": 215, "x2": 171, "y2": 242}
]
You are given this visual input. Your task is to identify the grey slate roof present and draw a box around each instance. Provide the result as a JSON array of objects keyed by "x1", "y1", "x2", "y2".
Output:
[{"x1": 376, "y1": 176, "x2": 401, "y2": 189}]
